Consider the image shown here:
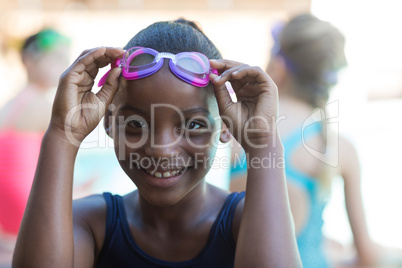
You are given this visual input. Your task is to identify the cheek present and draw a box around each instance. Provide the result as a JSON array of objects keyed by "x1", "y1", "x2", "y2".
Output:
[
  {"x1": 112, "y1": 126, "x2": 148, "y2": 162},
  {"x1": 39, "y1": 55, "x2": 66, "y2": 78},
  {"x1": 114, "y1": 119, "x2": 149, "y2": 143},
  {"x1": 184, "y1": 129, "x2": 221, "y2": 151},
  {"x1": 185, "y1": 133, "x2": 219, "y2": 168},
  {"x1": 185, "y1": 134, "x2": 211, "y2": 147}
]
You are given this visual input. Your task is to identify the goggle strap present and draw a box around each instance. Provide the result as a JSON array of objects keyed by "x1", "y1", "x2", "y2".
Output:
[
  {"x1": 98, "y1": 59, "x2": 121, "y2": 87},
  {"x1": 98, "y1": 69, "x2": 110, "y2": 87}
]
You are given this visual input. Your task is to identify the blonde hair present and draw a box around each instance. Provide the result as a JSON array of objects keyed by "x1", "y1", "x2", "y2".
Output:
[
  {"x1": 276, "y1": 14, "x2": 346, "y2": 108},
  {"x1": 275, "y1": 14, "x2": 346, "y2": 197}
]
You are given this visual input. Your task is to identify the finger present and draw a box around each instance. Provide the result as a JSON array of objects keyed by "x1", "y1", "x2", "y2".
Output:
[
  {"x1": 74, "y1": 47, "x2": 124, "y2": 79},
  {"x1": 85, "y1": 47, "x2": 125, "y2": 78},
  {"x1": 211, "y1": 64, "x2": 251, "y2": 96},
  {"x1": 234, "y1": 83, "x2": 272, "y2": 100},
  {"x1": 95, "y1": 66, "x2": 122, "y2": 106},
  {"x1": 223, "y1": 66, "x2": 277, "y2": 98},
  {"x1": 209, "y1": 59, "x2": 244, "y2": 73},
  {"x1": 69, "y1": 48, "x2": 98, "y2": 68},
  {"x1": 209, "y1": 73, "x2": 235, "y2": 115},
  {"x1": 211, "y1": 64, "x2": 246, "y2": 86},
  {"x1": 232, "y1": 66, "x2": 275, "y2": 86},
  {"x1": 77, "y1": 48, "x2": 97, "y2": 60}
]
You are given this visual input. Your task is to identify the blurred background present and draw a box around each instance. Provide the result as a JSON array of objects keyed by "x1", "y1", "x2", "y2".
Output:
[{"x1": 0, "y1": 0, "x2": 402, "y2": 267}]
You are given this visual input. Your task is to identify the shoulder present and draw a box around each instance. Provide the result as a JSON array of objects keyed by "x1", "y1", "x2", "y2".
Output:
[
  {"x1": 208, "y1": 184, "x2": 244, "y2": 212},
  {"x1": 230, "y1": 191, "x2": 245, "y2": 243},
  {"x1": 338, "y1": 135, "x2": 360, "y2": 167},
  {"x1": 73, "y1": 194, "x2": 108, "y2": 255},
  {"x1": 73, "y1": 193, "x2": 107, "y2": 219},
  {"x1": 0, "y1": 96, "x2": 18, "y2": 127},
  {"x1": 338, "y1": 135, "x2": 361, "y2": 180},
  {"x1": 339, "y1": 135, "x2": 358, "y2": 157},
  {"x1": 205, "y1": 186, "x2": 245, "y2": 243}
]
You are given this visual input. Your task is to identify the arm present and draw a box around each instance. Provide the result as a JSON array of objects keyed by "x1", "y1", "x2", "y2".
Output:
[
  {"x1": 12, "y1": 129, "x2": 77, "y2": 268},
  {"x1": 12, "y1": 47, "x2": 124, "y2": 268},
  {"x1": 339, "y1": 137, "x2": 379, "y2": 265},
  {"x1": 238, "y1": 143, "x2": 300, "y2": 267},
  {"x1": 210, "y1": 60, "x2": 301, "y2": 267}
]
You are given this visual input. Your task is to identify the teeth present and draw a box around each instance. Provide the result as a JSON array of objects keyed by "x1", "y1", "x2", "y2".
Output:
[{"x1": 143, "y1": 168, "x2": 187, "y2": 178}]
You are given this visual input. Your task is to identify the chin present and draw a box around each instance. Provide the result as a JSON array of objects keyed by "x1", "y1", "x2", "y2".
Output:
[{"x1": 134, "y1": 167, "x2": 208, "y2": 208}]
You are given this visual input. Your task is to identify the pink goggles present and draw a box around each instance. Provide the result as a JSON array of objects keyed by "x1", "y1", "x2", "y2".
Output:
[{"x1": 98, "y1": 47, "x2": 218, "y2": 88}]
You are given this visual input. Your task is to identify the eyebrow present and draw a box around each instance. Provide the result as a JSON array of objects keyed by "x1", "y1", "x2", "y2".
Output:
[
  {"x1": 182, "y1": 108, "x2": 210, "y2": 116},
  {"x1": 119, "y1": 105, "x2": 210, "y2": 116},
  {"x1": 119, "y1": 104, "x2": 147, "y2": 115}
]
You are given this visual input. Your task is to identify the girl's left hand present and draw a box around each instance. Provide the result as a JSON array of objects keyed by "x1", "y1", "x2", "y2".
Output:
[{"x1": 209, "y1": 59, "x2": 279, "y2": 152}]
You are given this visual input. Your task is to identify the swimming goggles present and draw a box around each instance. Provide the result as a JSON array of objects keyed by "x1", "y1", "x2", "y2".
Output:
[{"x1": 98, "y1": 47, "x2": 218, "y2": 88}]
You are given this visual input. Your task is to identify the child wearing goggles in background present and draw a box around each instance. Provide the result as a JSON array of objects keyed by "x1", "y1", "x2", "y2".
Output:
[
  {"x1": 12, "y1": 19, "x2": 301, "y2": 267},
  {"x1": 230, "y1": 14, "x2": 402, "y2": 267}
]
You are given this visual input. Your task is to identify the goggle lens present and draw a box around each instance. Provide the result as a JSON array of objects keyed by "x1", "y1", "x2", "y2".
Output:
[
  {"x1": 176, "y1": 53, "x2": 209, "y2": 79},
  {"x1": 98, "y1": 47, "x2": 216, "y2": 88},
  {"x1": 124, "y1": 48, "x2": 157, "y2": 73}
]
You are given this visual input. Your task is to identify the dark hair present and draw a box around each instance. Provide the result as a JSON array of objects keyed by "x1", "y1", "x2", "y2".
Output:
[
  {"x1": 124, "y1": 19, "x2": 222, "y2": 60},
  {"x1": 276, "y1": 14, "x2": 346, "y2": 108},
  {"x1": 21, "y1": 28, "x2": 70, "y2": 56}
]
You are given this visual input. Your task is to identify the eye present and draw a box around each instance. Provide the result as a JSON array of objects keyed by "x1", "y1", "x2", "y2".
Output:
[
  {"x1": 127, "y1": 120, "x2": 147, "y2": 128},
  {"x1": 187, "y1": 121, "x2": 202, "y2": 130},
  {"x1": 183, "y1": 118, "x2": 210, "y2": 133}
]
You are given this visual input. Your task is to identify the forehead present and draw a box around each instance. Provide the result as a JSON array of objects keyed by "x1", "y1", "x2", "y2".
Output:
[{"x1": 114, "y1": 63, "x2": 218, "y2": 116}]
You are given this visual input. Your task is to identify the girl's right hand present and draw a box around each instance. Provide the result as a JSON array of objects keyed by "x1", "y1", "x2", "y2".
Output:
[{"x1": 49, "y1": 47, "x2": 124, "y2": 144}]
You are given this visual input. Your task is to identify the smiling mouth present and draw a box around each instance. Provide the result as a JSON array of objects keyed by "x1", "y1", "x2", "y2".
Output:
[{"x1": 141, "y1": 167, "x2": 188, "y2": 178}]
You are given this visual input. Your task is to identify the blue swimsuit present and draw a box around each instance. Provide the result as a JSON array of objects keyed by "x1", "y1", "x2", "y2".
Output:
[
  {"x1": 230, "y1": 122, "x2": 329, "y2": 268},
  {"x1": 283, "y1": 123, "x2": 328, "y2": 268},
  {"x1": 96, "y1": 191, "x2": 245, "y2": 268}
]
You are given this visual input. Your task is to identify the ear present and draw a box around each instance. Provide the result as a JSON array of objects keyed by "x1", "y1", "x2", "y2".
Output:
[
  {"x1": 103, "y1": 111, "x2": 114, "y2": 139},
  {"x1": 219, "y1": 122, "x2": 231, "y2": 143},
  {"x1": 266, "y1": 55, "x2": 287, "y2": 86}
]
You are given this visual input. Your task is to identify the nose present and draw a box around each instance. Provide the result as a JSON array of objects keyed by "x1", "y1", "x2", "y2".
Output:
[{"x1": 144, "y1": 127, "x2": 182, "y2": 158}]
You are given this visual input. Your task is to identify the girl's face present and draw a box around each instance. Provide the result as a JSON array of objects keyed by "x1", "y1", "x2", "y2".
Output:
[{"x1": 110, "y1": 63, "x2": 225, "y2": 206}]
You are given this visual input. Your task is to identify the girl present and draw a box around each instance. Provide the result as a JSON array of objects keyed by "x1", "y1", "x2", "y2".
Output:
[
  {"x1": 230, "y1": 14, "x2": 402, "y2": 267},
  {"x1": 12, "y1": 20, "x2": 301, "y2": 267}
]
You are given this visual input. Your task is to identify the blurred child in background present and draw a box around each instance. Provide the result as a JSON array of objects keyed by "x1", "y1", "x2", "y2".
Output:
[
  {"x1": 0, "y1": 28, "x2": 70, "y2": 267},
  {"x1": 230, "y1": 14, "x2": 402, "y2": 267}
]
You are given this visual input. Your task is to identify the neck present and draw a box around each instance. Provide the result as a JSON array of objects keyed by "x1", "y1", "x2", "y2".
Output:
[
  {"x1": 277, "y1": 94, "x2": 316, "y2": 137},
  {"x1": 277, "y1": 79, "x2": 314, "y2": 112},
  {"x1": 279, "y1": 95, "x2": 314, "y2": 112},
  {"x1": 134, "y1": 182, "x2": 211, "y2": 233}
]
